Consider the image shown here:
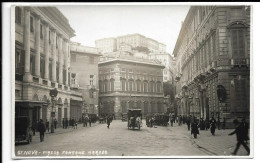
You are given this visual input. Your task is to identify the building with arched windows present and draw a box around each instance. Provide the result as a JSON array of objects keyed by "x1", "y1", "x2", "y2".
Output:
[
  {"x1": 14, "y1": 6, "x2": 82, "y2": 127},
  {"x1": 98, "y1": 51, "x2": 165, "y2": 119},
  {"x1": 173, "y1": 6, "x2": 250, "y2": 128}
]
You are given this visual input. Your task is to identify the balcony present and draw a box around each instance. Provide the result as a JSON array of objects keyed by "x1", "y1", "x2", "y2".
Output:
[{"x1": 70, "y1": 83, "x2": 79, "y2": 88}]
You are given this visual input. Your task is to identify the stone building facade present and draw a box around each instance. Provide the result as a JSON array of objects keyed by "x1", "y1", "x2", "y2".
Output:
[
  {"x1": 98, "y1": 51, "x2": 165, "y2": 118},
  {"x1": 14, "y1": 6, "x2": 80, "y2": 127},
  {"x1": 95, "y1": 37, "x2": 117, "y2": 54},
  {"x1": 70, "y1": 42, "x2": 102, "y2": 119},
  {"x1": 173, "y1": 6, "x2": 250, "y2": 128}
]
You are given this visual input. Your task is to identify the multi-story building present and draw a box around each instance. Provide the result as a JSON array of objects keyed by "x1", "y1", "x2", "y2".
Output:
[
  {"x1": 173, "y1": 6, "x2": 250, "y2": 128},
  {"x1": 98, "y1": 51, "x2": 165, "y2": 119},
  {"x1": 96, "y1": 33, "x2": 166, "y2": 54},
  {"x1": 70, "y1": 42, "x2": 102, "y2": 119},
  {"x1": 149, "y1": 53, "x2": 175, "y2": 83},
  {"x1": 95, "y1": 37, "x2": 117, "y2": 54},
  {"x1": 14, "y1": 6, "x2": 78, "y2": 126},
  {"x1": 116, "y1": 33, "x2": 147, "y2": 50}
]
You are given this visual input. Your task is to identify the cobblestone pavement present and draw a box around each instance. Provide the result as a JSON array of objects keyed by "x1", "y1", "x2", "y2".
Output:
[{"x1": 14, "y1": 120, "x2": 252, "y2": 158}]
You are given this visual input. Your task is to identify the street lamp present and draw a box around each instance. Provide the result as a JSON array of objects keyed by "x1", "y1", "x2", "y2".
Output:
[{"x1": 49, "y1": 88, "x2": 58, "y2": 133}]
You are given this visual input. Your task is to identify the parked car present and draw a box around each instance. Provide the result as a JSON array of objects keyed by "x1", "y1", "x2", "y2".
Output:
[
  {"x1": 15, "y1": 116, "x2": 32, "y2": 144},
  {"x1": 127, "y1": 109, "x2": 142, "y2": 130}
]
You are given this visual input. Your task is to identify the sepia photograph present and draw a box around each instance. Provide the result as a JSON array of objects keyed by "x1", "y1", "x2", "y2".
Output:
[{"x1": 5, "y1": 2, "x2": 255, "y2": 159}]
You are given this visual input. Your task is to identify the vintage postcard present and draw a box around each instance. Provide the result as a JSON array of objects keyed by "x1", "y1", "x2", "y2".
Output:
[{"x1": 9, "y1": 2, "x2": 253, "y2": 159}]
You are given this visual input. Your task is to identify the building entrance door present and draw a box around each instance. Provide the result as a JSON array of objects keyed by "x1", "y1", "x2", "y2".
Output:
[{"x1": 58, "y1": 108, "x2": 62, "y2": 127}]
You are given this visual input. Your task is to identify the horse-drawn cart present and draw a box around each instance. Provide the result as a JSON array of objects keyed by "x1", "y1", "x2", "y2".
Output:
[{"x1": 127, "y1": 109, "x2": 142, "y2": 130}]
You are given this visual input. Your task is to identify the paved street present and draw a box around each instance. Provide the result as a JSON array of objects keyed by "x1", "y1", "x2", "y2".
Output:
[{"x1": 14, "y1": 120, "x2": 251, "y2": 157}]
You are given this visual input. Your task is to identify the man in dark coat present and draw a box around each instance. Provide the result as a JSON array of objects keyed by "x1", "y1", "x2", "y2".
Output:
[
  {"x1": 65, "y1": 118, "x2": 68, "y2": 129},
  {"x1": 54, "y1": 118, "x2": 57, "y2": 129},
  {"x1": 89, "y1": 117, "x2": 92, "y2": 127},
  {"x1": 209, "y1": 116, "x2": 217, "y2": 136},
  {"x1": 229, "y1": 119, "x2": 250, "y2": 155},
  {"x1": 62, "y1": 118, "x2": 65, "y2": 129},
  {"x1": 186, "y1": 116, "x2": 191, "y2": 131},
  {"x1": 241, "y1": 118, "x2": 249, "y2": 143},
  {"x1": 107, "y1": 116, "x2": 111, "y2": 128},
  {"x1": 191, "y1": 118, "x2": 199, "y2": 138},
  {"x1": 45, "y1": 120, "x2": 49, "y2": 132},
  {"x1": 38, "y1": 119, "x2": 46, "y2": 142}
]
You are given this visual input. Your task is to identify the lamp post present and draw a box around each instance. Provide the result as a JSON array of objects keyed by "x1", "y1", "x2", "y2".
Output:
[{"x1": 49, "y1": 88, "x2": 58, "y2": 133}]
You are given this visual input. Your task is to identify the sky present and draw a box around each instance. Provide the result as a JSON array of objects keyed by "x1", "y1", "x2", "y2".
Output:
[{"x1": 57, "y1": 5, "x2": 190, "y2": 54}]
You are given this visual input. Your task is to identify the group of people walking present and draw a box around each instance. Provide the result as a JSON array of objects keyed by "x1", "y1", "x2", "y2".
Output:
[{"x1": 62, "y1": 118, "x2": 78, "y2": 129}]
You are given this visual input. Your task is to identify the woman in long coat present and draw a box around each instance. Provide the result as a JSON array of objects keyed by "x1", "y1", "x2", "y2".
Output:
[{"x1": 191, "y1": 118, "x2": 199, "y2": 139}]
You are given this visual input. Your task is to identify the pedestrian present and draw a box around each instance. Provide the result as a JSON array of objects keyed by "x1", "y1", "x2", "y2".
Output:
[
  {"x1": 229, "y1": 119, "x2": 250, "y2": 155},
  {"x1": 199, "y1": 118, "x2": 205, "y2": 130},
  {"x1": 89, "y1": 117, "x2": 92, "y2": 127},
  {"x1": 210, "y1": 116, "x2": 217, "y2": 136},
  {"x1": 65, "y1": 118, "x2": 68, "y2": 129},
  {"x1": 107, "y1": 116, "x2": 111, "y2": 128},
  {"x1": 170, "y1": 114, "x2": 174, "y2": 127},
  {"x1": 62, "y1": 118, "x2": 65, "y2": 129},
  {"x1": 75, "y1": 120, "x2": 78, "y2": 129},
  {"x1": 205, "y1": 119, "x2": 210, "y2": 131},
  {"x1": 191, "y1": 118, "x2": 199, "y2": 139},
  {"x1": 54, "y1": 118, "x2": 57, "y2": 129},
  {"x1": 31, "y1": 121, "x2": 37, "y2": 136},
  {"x1": 241, "y1": 118, "x2": 249, "y2": 144},
  {"x1": 38, "y1": 119, "x2": 46, "y2": 142},
  {"x1": 85, "y1": 116, "x2": 89, "y2": 127},
  {"x1": 217, "y1": 116, "x2": 221, "y2": 130},
  {"x1": 45, "y1": 120, "x2": 49, "y2": 132},
  {"x1": 72, "y1": 118, "x2": 75, "y2": 129},
  {"x1": 186, "y1": 116, "x2": 191, "y2": 131},
  {"x1": 222, "y1": 118, "x2": 226, "y2": 130}
]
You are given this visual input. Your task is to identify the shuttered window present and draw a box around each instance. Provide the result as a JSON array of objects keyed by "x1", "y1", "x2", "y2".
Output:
[{"x1": 231, "y1": 29, "x2": 245, "y2": 58}]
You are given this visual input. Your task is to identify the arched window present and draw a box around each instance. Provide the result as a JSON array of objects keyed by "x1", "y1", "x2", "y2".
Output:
[
  {"x1": 157, "y1": 82, "x2": 162, "y2": 93},
  {"x1": 136, "y1": 80, "x2": 141, "y2": 92},
  {"x1": 121, "y1": 79, "x2": 126, "y2": 91},
  {"x1": 144, "y1": 81, "x2": 148, "y2": 93},
  {"x1": 129, "y1": 80, "x2": 134, "y2": 92},
  {"x1": 228, "y1": 21, "x2": 249, "y2": 58},
  {"x1": 110, "y1": 79, "x2": 115, "y2": 91}
]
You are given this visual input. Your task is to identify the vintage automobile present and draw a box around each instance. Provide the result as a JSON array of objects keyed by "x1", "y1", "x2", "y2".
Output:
[
  {"x1": 15, "y1": 116, "x2": 32, "y2": 144},
  {"x1": 127, "y1": 109, "x2": 142, "y2": 130}
]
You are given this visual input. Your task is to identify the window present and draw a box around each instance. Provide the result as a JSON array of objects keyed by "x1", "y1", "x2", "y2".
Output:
[
  {"x1": 30, "y1": 16, "x2": 34, "y2": 33},
  {"x1": 40, "y1": 55, "x2": 45, "y2": 78},
  {"x1": 15, "y1": 7, "x2": 21, "y2": 24},
  {"x1": 110, "y1": 79, "x2": 114, "y2": 91},
  {"x1": 129, "y1": 80, "x2": 133, "y2": 91},
  {"x1": 63, "y1": 67, "x2": 66, "y2": 84},
  {"x1": 230, "y1": 8, "x2": 242, "y2": 18},
  {"x1": 157, "y1": 82, "x2": 161, "y2": 93},
  {"x1": 144, "y1": 82, "x2": 148, "y2": 93},
  {"x1": 56, "y1": 62, "x2": 59, "y2": 81},
  {"x1": 49, "y1": 60, "x2": 52, "y2": 80},
  {"x1": 15, "y1": 49, "x2": 24, "y2": 74},
  {"x1": 121, "y1": 79, "x2": 126, "y2": 91},
  {"x1": 40, "y1": 24, "x2": 43, "y2": 39},
  {"x1": 231, "y1": 29, "x2": 245, "y2": 58},
  {"x1": 89, "y1": 75, "x2": 94, "y2": 85},
  {"x1": 30, "y1": 52, "x2": 35, "y2": 74},
  {"x1": 49, "y1": 31, "x2": 51, "y2": 44},
  {"x1": 89, "y1": 56, "x2": 94, "y2": 64},
  {"x1": 137, "y1": 81, "x2": 141, "y2": 92},
  {"x1": 71, "y1": 73, "x2": 76, "y2": 84}
]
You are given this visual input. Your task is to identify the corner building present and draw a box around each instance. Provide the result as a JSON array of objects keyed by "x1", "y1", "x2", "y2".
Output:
[
  {"x1": 98, "y1": 52, "x2": 165, "y2": 119},
  {"x1": 173, "y1": 6, "x2": 250, "y2": 128},
  {"x1": 14, "y1": 6, "x2": 77, "y2": 126}
]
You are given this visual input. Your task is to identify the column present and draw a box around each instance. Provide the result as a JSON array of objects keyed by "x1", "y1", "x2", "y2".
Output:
[
  {"x1": 52, "y1": 29, "x2": 56, "y2": 82},
  {"x1": 35, "y1": 15, "x2": 41, "y2": 76},
  {"x1": 58, "y1": 35, "x2": 63, "y2": 84},
  {"x1": 65, "y1": 40, "x2": 69, "y2": 85},
  {"x1": 23, "y1": 7, "x2": 32, "y2": 82},
  {"x1": 44, "y1": 23, "x2": 49, "y2": 79}
]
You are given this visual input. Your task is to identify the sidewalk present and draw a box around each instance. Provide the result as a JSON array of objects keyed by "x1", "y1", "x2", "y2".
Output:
[
  {"x1": 44, "y1": 122, "x2": 100, "y2": 136},
  {"x1": 181, "y1": 125, "x2": 251, "y2": 156}
]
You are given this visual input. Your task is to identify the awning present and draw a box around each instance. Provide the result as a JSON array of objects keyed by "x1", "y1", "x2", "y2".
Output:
[{"x1": 15, "y1": 101, "x2": 44, "y2": 108}]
